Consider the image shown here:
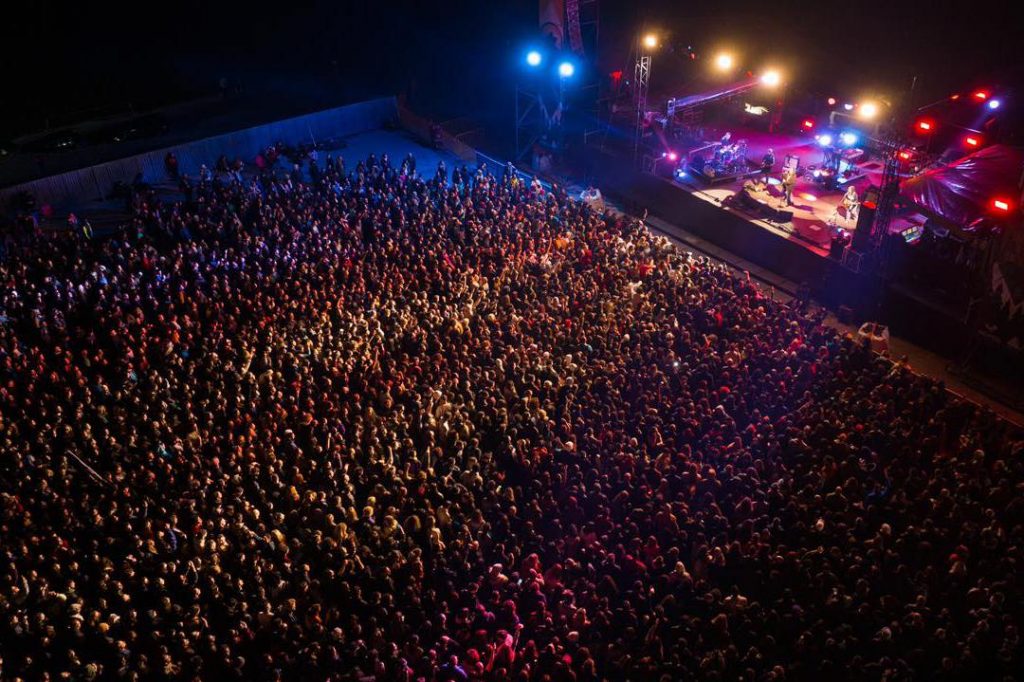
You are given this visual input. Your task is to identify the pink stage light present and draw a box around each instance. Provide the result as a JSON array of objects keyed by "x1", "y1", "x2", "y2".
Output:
[
  {"x1": 973, "y1": 90, "x2": 989, "y2": 101},
  {"x1": 802, "y1": 119, "x2": 815, "y2": 129},
  {"x1": 667, "y1": 152, "x2": 679, "y2": 161},
  {"x1": 992, "y1": 198, "x2": 1010, "y2": 212}
]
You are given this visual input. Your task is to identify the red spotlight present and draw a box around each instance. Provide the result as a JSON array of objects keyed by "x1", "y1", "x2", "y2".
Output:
[
  {"x1": 951, "y1": 94, "x2": 961, "y2": 100},
  {"x1": 916, "y1": 119, "x2": 934, "y2": 132},
  {"x1": 898, "y1": 151, "x2": 912, "y2": 160},
  {"x1": 992, "y1": 198, "x2": 1011, "y2": 212},
  {"x1": 973, "y1": 90, "x2": 989, "y2": 101},
  {"x1": 666, "y1": 151, "x2": 678, "y2": 162},
  {"x1": 802, "y1": 119, "x2": 815, "y2": 130},
  {"x1": 827, "y1": 97, "x2": 837, "y2": 106},
  {"x1": 965, "y1": 135, "x2": 981, "y2": 147}
]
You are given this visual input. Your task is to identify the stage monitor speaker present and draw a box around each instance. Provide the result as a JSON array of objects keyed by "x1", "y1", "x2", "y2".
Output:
[{"x1": 734, "y1": 189, "x2": 764, "y2": 215}]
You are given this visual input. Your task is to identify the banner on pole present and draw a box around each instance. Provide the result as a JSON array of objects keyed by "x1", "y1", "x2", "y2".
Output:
[{"x1": 539, "y1": 0, "x2": 565, "y2": 49}]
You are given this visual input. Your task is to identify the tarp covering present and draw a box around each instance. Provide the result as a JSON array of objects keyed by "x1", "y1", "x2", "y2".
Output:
[{"x1": 900, "y1": 144, "x2": 1024, "y2": 227}]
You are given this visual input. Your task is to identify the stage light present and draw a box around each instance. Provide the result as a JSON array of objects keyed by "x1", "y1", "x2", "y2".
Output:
[
  {"x1": 802, "y1": 193, "x2": 818, "y2": 202},
  {"x1": 988, "y1": 99, "x2": 1001, "y2": 110},
  {"x1": 667, "y1": 151, "x2": 678, "y2": 161},
  {"x1": 817, "y1": 134, "x2": 833, "y2": 147},
  {"x1": 973, "y1": 90, "x2": 988, "y2": 101},
  {"x1": 827, "y1": 97, "x2": 837, "y2": 106},
  {"x1": 951, "y1": 94, "x2": 961, "y2": 100},
  {"x1": 858, "y1": 102, "x2": 879, "y2": 120},
  {"x1": 898, "y1": 151, "x2": 912, "y2": 160},
  {"x1": 843, "y1": 103, "x2": 854, "y2": 111},
  {"x1": 993, "y1": 198, "x2": 1011, "y2": 212},
  {"x1": 643, "y1": 33, "x2": 658, "y2": 50},
  {"x1": 558, "y1": 61, "x2": 575, "y2": 78},
  {"x1": 840, "y1": 132, "x2": 858, "y2": 146},
  {"x1": 715, "y1": 53, "x2": 734, "y2": 71},
  {"x1": 915, "y1": 119, "x2": 934, "y2": 132},
  {"x1": 526, "y1": 50, "x2": 542, "y2": 67},
  {"x1": 965, "y1": 135, "x2": 981, "y2": 147},
  {"x1": 802, "y1": 119, "x2": 815, "y2": 130},
  {"x1": 760, "y1": 70, "x2": 781, "y2": 87}
]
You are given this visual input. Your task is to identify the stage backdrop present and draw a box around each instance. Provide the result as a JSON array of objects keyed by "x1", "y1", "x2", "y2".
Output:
[{"x1": 0, "y1": 97, "x2": 398, "y2": 212}]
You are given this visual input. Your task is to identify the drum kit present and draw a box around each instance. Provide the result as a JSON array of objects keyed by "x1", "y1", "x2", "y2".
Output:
[{"x1": 707, "y1": 139, "x2": 748, "y2": 176}]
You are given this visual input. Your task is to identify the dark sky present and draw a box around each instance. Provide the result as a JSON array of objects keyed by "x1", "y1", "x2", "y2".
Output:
[{"x1": 2, "y1": 0, "x2": 1021, "y2": 139}]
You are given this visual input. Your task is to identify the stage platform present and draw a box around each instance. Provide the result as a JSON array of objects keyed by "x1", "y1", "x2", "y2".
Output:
[{"x1": 665, "y1": 126, "x2": 932, "y2": 257}]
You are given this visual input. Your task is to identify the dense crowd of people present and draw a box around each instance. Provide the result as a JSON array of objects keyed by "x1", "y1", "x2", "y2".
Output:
[{"x1": 1, "y1": 146, "x2": 1023, "y2": 681}]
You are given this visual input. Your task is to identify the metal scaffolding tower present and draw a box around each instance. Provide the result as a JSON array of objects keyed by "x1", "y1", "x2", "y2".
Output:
[{"x1": 633, "y1": 50, "x2": 651, "y2": 162}]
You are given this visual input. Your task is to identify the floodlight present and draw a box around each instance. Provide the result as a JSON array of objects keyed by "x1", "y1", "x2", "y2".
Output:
[
  {"x1": 643, "y1": 34, "x2": 658, "y2": 50},
  {"x1": 558, "y1": 61, "x2": 575, "y2": 78},
  {"x1": 526, "y1": 50, "x2": 542, "y2": 67},
  {"x1": 715, "y1": 53, "x2": 734, "y2": 71},
  {"x1": 858, "y1": 102, "x2": 879, "y2": 120},
  {"x1": 760, "y1": 70, "x2": 781, "y2": 87}
]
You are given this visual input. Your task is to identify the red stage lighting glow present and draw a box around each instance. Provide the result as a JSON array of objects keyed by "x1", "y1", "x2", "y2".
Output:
[
  {"x1": 951, "y1": 94, "x2": 961, "y2": 100},
  {"x1": 965, "y1": 136, "x2": 980, "y2": 147},
  {"x1": 974, "y1": 90, "x2": 989, "y2": 100},
  {"x1": 916, "y1": 119, "x2": 934, "y2": 132},
  {"x1": 802, "y1": 119, "x2": 814, "y2": 129},
  {"x1": 992, "y1": 198, "x2": 1010, "y2": 212},
  {"x1": 898, "y1": 151, "x2": 912, "y2": 160}
]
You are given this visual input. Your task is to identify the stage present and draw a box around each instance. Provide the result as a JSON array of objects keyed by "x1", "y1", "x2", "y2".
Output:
[{"x1": 658, "y1": 126, "x2": 932, "y2": 259}]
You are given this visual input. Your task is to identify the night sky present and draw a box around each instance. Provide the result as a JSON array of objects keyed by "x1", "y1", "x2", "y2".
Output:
[{"x1": 2, "y1": 0, "x2": 1022, "y2": 140}]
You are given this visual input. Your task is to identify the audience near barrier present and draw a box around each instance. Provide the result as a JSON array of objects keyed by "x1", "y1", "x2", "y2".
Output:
[{"x1": 1, "y1": 149, "x2": 1022, "y2": 681}]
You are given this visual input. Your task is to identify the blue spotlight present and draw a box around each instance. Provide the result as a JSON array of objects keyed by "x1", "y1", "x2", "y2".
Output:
[
  {"x1": 526, "y1": 50, "x2": 542, "y2": 67},
  {"x1": 988, "y1": 99, "x2": 1001, "y2": 110},
  {"x1": 840, "y1": 132, "x2": 858, "y2": 146},
  {"x1": 817, "y1": 134, "x2": 833, "y2": 147},
  {"x1": 558, "y1": 61, "x2": 575, "y2": 78}
]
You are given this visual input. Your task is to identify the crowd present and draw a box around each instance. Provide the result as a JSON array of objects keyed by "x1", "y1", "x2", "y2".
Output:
[{"x1": 1, "y1": 145, "x2": 1023, "y2": 681}]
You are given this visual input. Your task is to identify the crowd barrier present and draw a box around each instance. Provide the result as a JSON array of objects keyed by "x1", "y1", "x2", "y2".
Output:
[{"x1": 396, "y1": 106, "x2": 476, "y2": 164}]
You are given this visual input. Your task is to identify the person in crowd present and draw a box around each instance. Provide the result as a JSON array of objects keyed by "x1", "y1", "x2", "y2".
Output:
[{"x1": 0, "y1": 144, "x2": 1021, "y2": 682}]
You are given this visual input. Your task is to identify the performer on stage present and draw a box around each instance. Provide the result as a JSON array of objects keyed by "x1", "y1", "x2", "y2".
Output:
[
  {"x1": 828, "y1": 185, "x2": 860, "y2": 227},
  {"x1": 842, "y1": 185, "x2": 860, "y2": 222},
  {"x1": 781, "y1": 167, "x2": 796, "y2": 207},
  {"x1": 761, "y1": 148, "x2": 775, "y2": 184}
]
